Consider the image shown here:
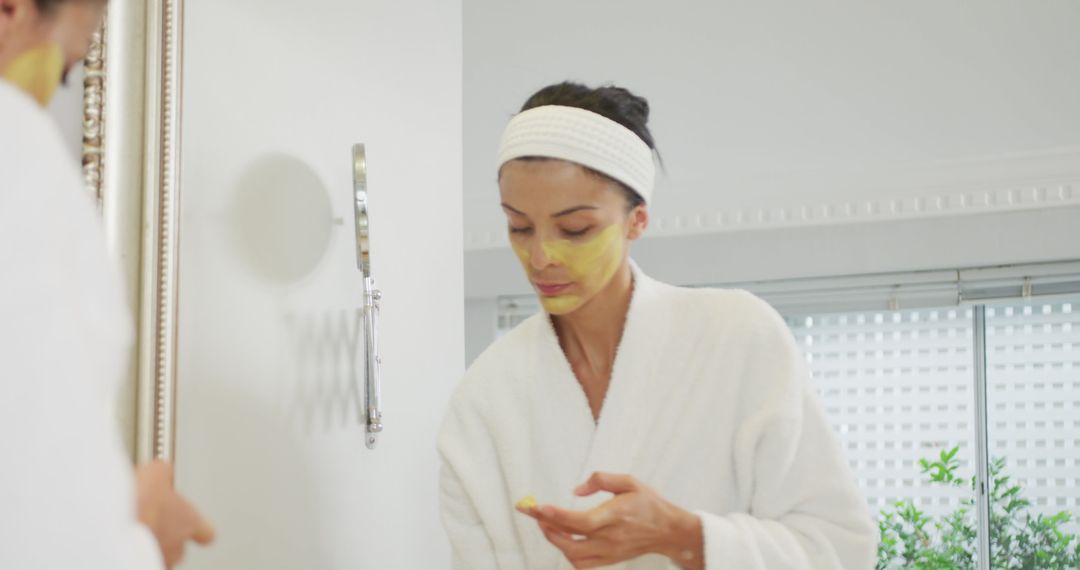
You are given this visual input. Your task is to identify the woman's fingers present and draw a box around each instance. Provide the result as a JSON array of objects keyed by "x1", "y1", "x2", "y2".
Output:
[
  {"x1": 190, "y1": 510, "x2": 216, "y2": 545},
  {"x1": 541, "y1": 530, "x2": 618, "y2": 569},
  {"x1": 535, "y1": 504, "x2": 616, "y2": 535},
  {"x1": 174, "y1": 493, "x2": 216, "y2": 546},
  {"x1": 524, "y1": 475, "x2": 675, "y2": 568},
  {"x1": 134, "y1": 459, "x2": 216, "y2": 566},
  {"x1": 538, "y1": 520, "x2": 573, "y2": 540},
  {"x1": 162, "y1": 540, "x2": 187, "y2": 570},
  {"x1": 542, "y1": 527, "x2": 594, "y2": 557},
  {"x1": 575, "y1": 472, "x2": 639, "y2": 497}
]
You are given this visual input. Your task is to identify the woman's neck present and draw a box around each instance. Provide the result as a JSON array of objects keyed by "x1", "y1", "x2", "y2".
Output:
[{"x1": 551, "y1": 261, "x2": 635, "y2": 371}]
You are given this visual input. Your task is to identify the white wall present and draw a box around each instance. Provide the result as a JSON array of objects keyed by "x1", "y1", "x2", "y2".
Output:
[
  {"x1": 174, "y1": 1, "x2": 462, "y2": 568},
  {"x1": 464, "y1": 297, "x2": 497, "y2": 365},
  {"x1": 462, "y1": 0, "x2": 1080, "y2": 356}
]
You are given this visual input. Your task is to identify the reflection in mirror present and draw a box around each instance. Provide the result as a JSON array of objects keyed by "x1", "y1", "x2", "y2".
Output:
[{"x1": 460, "y1": 2, "x2": 1080, "y2": 568}]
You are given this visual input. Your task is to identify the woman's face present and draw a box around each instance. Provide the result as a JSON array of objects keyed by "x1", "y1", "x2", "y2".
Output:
[
  {"x1": 0, "y1": 0, "x2": 106, "y2": 106},
  {"x1": 499, "y1": 159, "x2": 647, "y2": 315}
]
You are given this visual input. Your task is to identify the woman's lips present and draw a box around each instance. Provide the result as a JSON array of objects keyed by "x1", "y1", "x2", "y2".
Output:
[{"x1": 535, "y1": 282, "x2": 571, "y2": 296}]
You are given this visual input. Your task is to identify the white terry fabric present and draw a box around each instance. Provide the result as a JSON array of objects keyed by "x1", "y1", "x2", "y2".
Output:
[
  {"x1": 438, "y1": 263, "x2": 878, "y2": 569},
  {"x1": 0, "y1": 80, "x2": 163, "y2": 570},
  {"x1": 497, "y1": 105, "x2": 657, "y2": 204}
]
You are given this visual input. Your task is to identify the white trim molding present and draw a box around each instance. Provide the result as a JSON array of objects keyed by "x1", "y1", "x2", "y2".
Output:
[{"x1": 465, "y1": 146, "x2": 1080, "y2": 251}]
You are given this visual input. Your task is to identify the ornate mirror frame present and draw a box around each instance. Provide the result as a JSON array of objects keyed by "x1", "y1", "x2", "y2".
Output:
[{"x1": 82, "y1": 0, "x2": 184, "y2": 463}]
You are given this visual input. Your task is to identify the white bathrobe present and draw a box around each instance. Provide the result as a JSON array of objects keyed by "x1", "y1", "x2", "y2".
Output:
[
  {"x1": 0, "y1": 80, "x2": 162, "y2": 569},
  {"x1": 439, "y1": 264, "x2": 877, "y2": 569}
]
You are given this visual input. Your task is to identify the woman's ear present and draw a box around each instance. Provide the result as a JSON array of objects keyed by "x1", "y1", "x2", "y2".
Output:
[
  {"x1": 0, "y1": 0, "x2": 39, "y2": 51},
  {"x1": 626, "y1": 205, "x2": 649, "y2": 241},
  {"x1": 0, "y1": 0, "x2": 20, "y2": 39}
]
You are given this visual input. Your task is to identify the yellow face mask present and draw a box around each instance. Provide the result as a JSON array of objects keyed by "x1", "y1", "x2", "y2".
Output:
[
  {"x1": 512, "y1": 224, "x2": 625, "y2": 314},
  {"x1": 2, "y1": 43, "x2": 64, "y2": 107}
]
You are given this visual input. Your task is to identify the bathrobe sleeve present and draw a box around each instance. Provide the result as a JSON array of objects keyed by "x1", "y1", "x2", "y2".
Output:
[
  {"x1": 0, "y1": 80, "x2": 165, "y2": 570},
  {"x1": 440, "y1": 459, "x2": 501, "y2": 570},
  {"x1": 689, "y1": 295, "x2": 878, "y2": 569},
  {"x1": 438, "y1": 389, "x2": 501, "y2": 570},
  {"x1": 0, "y1": 353, "x2": 165, "y2": 570}
]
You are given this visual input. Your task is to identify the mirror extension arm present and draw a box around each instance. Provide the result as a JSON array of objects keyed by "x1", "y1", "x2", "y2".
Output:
[{"x1": 353, "y1": 144, "x2": 383, "y2": 450}]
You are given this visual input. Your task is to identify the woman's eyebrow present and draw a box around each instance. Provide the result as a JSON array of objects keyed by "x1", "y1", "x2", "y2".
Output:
[
  {"x1": 501, "y1": 203, "x2": 526, "y2": 216},
  {"x1": 500, "y1": 204, "x2": 598, "y2": 218},
  {"x1": 551, "y1": 205, "x2": 597, "y2": 218}
]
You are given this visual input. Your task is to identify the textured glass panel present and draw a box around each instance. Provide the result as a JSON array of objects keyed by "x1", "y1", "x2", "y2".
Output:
[
  {"x1": 788, "y1": 307, "x2": 978, "y2": 568},
  {"x1": 985, "y1": 299, "x2": 1080, "y2": 567}
]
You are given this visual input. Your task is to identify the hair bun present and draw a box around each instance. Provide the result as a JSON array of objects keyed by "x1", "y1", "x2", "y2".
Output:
[
  {"x1": 520, "y1": 81, "x2": 656, "y2": 151},
  {"x1": 598, "y1": 85, "x2": 650, "y2": 125}
]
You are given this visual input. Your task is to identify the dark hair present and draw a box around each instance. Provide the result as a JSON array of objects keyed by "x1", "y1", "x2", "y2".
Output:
[
  {"x1": 33, "y1": 0, "x2": 101, "y2": 14},
  {"x1": 33, "y1": 0, "x2": 65, "y2": 11},
  {"x1": 519, "y1": 81, "x2": 658, "y2": 210}
]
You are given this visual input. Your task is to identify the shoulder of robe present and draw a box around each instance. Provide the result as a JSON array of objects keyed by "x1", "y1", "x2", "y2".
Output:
[
  {"x1": 0, "y1": 80, "x2": 73, "y2": 172},
  {"x1": 0, "y1": 81, "x2": 85, "y2": 216},
  {"x1": 657, "y1": 284, "x2": 790, "y2": 337},
  {"x1": 439, "y1": 312, "x2": 548, "y2": 448},
  {"x1": 0, "y1": 81, "x2": 131, "y2": 352},
  {"x1": 450, "y1": 311, "x2": 547, "y2": 407},
  {"x1": 677, "y1": 286, "x2": 807, "y2": 412}
]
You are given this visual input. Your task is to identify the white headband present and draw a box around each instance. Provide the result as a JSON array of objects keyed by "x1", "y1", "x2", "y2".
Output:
[{"x1": 496, "y1": 105, "x2": 656, "y2": 204}]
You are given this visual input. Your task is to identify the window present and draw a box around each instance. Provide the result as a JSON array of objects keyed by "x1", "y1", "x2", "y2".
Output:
[
  {"x1": 791, "y1": 300, "x2": 1080, "y2": 568},
  {"x1": 787, "y1": 308, "x2": 976, "y2": 521},
  {"x1": 986, "y1": 300, "x2": 1080, "y2": 541}
]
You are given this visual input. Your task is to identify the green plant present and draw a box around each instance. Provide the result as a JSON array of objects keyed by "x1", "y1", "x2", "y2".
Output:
[{"x1": 876, "y1": 446, "x2": 1080, "y2": 569}]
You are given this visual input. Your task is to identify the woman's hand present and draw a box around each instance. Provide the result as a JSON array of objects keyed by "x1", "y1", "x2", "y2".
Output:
[
  {"x1": 517, "y1": 472, "x2": 704, "y2": 570},
  {"x1": 136, "y1": 460, "x2": 216, "y2": 568}
]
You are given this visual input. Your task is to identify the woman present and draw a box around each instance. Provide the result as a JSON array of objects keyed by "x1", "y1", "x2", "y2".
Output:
[
  {"x1": 439, "y1": 82, "x2": 877, "y2": 570},
  {"x1": 1, "y1": 1, "x2": 214, "y2": 568}
]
